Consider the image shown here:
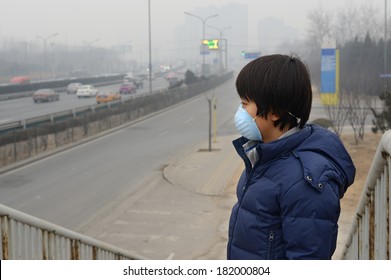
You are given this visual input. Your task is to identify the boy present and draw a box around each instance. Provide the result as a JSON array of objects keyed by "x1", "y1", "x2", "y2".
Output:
[{"x1": 227, "y1": 54, "x2": 356, "y2": 259}]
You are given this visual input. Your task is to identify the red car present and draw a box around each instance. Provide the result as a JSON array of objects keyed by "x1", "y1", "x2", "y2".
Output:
[
  {"x1": 119, "y1": 82, "x2": 136, "y2": 94},
  {"x1": 10, "y1": 76, "x2": 30, "y2": 84}
]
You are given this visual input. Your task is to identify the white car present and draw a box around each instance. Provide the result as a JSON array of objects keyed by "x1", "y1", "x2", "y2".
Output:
[
  {"x1": 66, "y1": 82, "x2": 82, "y2": 94},
  {"x1": 76, "y1": 85, "x2": 98, "y2": 98}
]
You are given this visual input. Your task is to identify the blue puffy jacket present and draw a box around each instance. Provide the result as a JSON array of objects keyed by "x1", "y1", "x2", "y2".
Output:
[{"x1": 227, "y1": 124, "x2": 356, "y2": 259}]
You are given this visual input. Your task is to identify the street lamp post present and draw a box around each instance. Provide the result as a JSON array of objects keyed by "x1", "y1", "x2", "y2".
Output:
[
  {"x1": 385, "y1": 0, "x2": 388, "y2": 77},
  {"x1": 184, "y1": 12, "x2": 218, "y2": 77},
  {"x1": 383, "y1": 0, "x2": 389, "y2": 90},
  {"x1": 207, "y1": 25, "x2": 231, "y2": 74},
  {"x1": 36, "y1": 33, "x2": 58, "y2": 79},
  {"x1": 148, "y1": 0, "x2": 152, "y2": 94}
]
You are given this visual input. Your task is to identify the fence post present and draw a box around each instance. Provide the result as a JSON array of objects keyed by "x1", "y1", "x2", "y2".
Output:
[{"x1": 1, "y1": 216, "x2": 9, "y2": 260}]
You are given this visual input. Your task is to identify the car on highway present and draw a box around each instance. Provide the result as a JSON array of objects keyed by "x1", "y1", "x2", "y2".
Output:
[
  {"x1": 10, "y1": 76, "x2": 30, "y2": 84},
  {"x1": 76, "y1": 85, "x2": 98, "y2": 98},
  {"x1": 119, "y1": 82, "x2": 136, "y2": 94},
  {"x1": 96, "y1": 92, "x2": 121, "y2": 104},
  {"x1": 66, "y1": 82, "x2": 82, "y2": 94},
  {"x1": 32, "y1": 89, "x2": 60, "y2": 103}
]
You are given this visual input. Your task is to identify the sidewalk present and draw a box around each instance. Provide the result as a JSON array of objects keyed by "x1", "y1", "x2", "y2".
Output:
[{"x1": 78, "y1": 134, "x2": 243, "y2": 260}]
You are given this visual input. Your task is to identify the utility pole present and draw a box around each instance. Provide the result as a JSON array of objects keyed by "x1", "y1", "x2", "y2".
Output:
[
  {"x1": 148, "y1": 0, "x2": 152, "y2": 94},
  {"x1": 184, "y1": 12, "x2": 218, "y2": 77},
  {"x1": 207, "y1": 25, "x2": 231, "y2": 75},
  {"x1": 385, "y1": 0, "x2": 388, "y2": 76}
]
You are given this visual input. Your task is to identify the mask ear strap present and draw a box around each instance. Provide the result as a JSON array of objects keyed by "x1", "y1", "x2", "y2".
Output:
[
  {"x1": 287, "y1": 111, "x2": 301, "y2": 124},
  {"x1": 252, "y1": 114, "x2": 262, "y2": 122}
]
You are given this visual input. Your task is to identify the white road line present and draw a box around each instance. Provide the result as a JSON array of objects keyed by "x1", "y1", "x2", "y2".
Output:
[
  {"x1": 158, "y1": 131, "x2": 168, "y2": 137},
  {"x1": 183, "y1": 117, "x2": 194, "y2": 124}
]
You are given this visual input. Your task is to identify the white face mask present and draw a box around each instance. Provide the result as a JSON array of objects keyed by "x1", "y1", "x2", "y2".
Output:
[{"x1": 234, "y1": 105, "x2": 262, "y2": 141}]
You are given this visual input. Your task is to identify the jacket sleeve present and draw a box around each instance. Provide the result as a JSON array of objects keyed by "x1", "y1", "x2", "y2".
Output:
[{"x1": 280, "y1": 179, "x2": 341, "y2": 259}]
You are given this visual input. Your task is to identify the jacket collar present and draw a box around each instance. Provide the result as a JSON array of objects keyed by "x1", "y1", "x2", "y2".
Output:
[{"x1": 233, "y1": 125, "x2": 312, "y2": 167}]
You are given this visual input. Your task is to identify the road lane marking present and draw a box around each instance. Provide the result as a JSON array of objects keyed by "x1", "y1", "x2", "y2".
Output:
[
  {"x1": 183, "y1": 117, "x2": 194, "y2": 124},
  {"x1": 158, "y1": 131, "x2": 168, "y2": 137}
]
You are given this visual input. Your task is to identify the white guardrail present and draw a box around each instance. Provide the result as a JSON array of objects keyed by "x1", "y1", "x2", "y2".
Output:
[
  {"x1": 0, "y1": 203, "x2": 146, "y2": 260},
  {"x1": 342, "y1": 130, "x2": 391, "y2": 259}
]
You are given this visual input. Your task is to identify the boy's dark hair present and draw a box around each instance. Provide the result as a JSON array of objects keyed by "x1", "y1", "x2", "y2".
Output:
[{"x1": 236, "y1": 54, "x2": 312, "y2": 130}]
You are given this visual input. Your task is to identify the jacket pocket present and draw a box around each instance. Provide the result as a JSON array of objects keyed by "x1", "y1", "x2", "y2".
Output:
[{"x1": 266, "y1": 231, "x2": 275, "y2": 259}]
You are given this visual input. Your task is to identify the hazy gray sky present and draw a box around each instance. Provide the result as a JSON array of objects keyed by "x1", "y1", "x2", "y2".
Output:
[{"x1": 0, "y1": 0, "x2": 383, "y2": 50}]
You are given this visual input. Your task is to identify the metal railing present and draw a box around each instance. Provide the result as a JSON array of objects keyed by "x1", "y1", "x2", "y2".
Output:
[
  {"x1": 342, "y1": 130, "x2": 391, "y2": 259},
  {"x1": 0, "y1": 204, "x2": 146, "y2": 260}
]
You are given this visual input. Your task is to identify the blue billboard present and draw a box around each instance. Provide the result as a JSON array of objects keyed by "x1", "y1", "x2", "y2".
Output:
[
  {"x1": 320, "y1": 47, "x2": 339, "y2": 105},
  {"x1": 320, "y1": 48, "x2": 336, "y2": 93}
]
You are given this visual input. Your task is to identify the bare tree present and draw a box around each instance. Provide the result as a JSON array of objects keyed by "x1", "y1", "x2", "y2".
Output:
[
  {"x1": 344, "y1": 90, "x2": 374, "y2": 144},
  {"x1": 307, "y1": 3, "x2": 333, "y2": 47},
  {"x1": 340, "y1": 32, "x2": 382, "y2": 143},
  {"x1": 323, "y1": 94, "x2": 348, "y2": 137},
  {"x1": 323, "y1": 69, "x2": 376, "y2": 143},
  {"x1": 334, "y1": 3, "x2": 382, "y2": 45}
]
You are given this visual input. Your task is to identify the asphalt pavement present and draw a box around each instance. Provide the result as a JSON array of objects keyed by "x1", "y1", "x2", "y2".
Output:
[{"x1": 76, "y1": 133, "x2": 243, "y2": 260}]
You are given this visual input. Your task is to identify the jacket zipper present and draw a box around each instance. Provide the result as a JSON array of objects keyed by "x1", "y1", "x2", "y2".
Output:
[
  {"x1": 267, "y1": 231, "x2": 275, "y2": 259},
  {"x1": 241, "y1": 166, "x2": 256, "y2": 195}
]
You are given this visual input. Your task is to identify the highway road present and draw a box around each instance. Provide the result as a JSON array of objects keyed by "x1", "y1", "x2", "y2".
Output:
[
  {"x1": 0, "y1": 78, "x2": 241, "y2": 230},
  {"x1": 0, "y1": 77, "x2": 169, "y2": 124}
]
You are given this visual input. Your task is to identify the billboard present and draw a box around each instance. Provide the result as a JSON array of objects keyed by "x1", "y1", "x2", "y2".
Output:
[
  {"x1": 320, "y1": 40, "x2": 339, "y2": 105},
  {"x1": 202, "y1": 39, "x2": 219, "y2": 50}
]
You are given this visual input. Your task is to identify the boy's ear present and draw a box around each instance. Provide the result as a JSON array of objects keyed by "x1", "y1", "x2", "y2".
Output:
[{"x1": 270, "y1": 112, "x2": 280, "y2": 121}]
